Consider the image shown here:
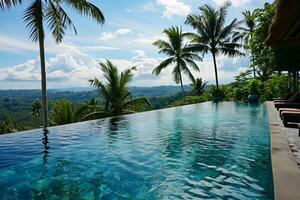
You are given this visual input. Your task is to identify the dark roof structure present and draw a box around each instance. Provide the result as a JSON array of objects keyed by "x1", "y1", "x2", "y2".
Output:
[
  {"x1": 267, "y1": 0, "x2": 300, "y2": 48},
  {"x1": 267, "y1": 0, "x2": 300, "y2": 70}
]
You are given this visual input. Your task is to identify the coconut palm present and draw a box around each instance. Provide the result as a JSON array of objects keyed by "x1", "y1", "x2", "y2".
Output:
[
  {"x1": 89, "y1": 60, "x2": 152, "y2": 116},
  {"x1": 240, "y1": 10, "x2": 256, "y2": 77},
  {"x1": 153, "y1": 26, "x2": 202, "y2": 97},
  {"x1": 185, "y1": 3, "x2": 244, "y2": 91},
  {"x1": 240, "y1": 10, "x2": 255, "y2": 46},
  {"x1": 50, "y1": 99, "x2": 105, "y2": 125},
  {"x1": 1, "y1": 0, "x2": 105, "y2": 130},
  {"x1": 75, "y1": 98, "x2": 106, "y2": 121},
  {"x1": 50, "y1": 100, "x2": 76, "y2": 125},
  {"x1": 190, "y1": 77, "x2": 208, "y2": 96}
]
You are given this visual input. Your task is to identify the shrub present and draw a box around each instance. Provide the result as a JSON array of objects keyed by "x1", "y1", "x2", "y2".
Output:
[
  {"x1": 260, "y1": 75, "x2": 289, "y2": 101},
  {"x1": 247, "y1": 79, "x2": 262, "y2": 95}
]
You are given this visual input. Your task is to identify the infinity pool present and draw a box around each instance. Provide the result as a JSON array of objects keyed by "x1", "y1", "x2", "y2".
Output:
[{"x1": 0, "y1": 102, "x2": 273, "y2": 199}]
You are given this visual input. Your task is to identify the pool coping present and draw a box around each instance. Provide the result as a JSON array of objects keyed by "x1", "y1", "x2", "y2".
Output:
[{"x1": 266, "y1": 101, "x2": 300, "y2": 200}]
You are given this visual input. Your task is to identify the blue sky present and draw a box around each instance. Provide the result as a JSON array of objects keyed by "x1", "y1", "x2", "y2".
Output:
[{"x1": 0, "y1": 0, "x2": 271, "y2": 89}]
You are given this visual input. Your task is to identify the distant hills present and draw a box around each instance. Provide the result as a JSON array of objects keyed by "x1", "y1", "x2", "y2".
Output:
[{"x1": 0, "y1": 85, "x2": 196, "y2": 105}]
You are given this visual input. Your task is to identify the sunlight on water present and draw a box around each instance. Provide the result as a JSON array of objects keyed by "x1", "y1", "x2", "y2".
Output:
[{"x1": 0, "y1": 102, "x2": 273, "y2": 199}]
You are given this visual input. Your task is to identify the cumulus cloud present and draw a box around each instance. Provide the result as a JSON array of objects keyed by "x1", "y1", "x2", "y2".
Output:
[
  {"x1": 213, "y1": 0, "x2": 252, "y2": 7},
  {"x1": 157, "y1": 0, "x2": 191, "y2": 18},
  {"x1": 99, "y1": 28, "x2": 133, "y2": 41},
  {"x1": 0, "y1": 42, "x2": 248, "y2": 89}
]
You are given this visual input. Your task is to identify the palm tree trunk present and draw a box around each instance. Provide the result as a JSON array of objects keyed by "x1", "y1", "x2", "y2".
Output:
[
  {"x1": 252, "y1": 65, "x2": 256, "y2": 78},
  {"x1": 38, "y1": 29, "x2": 49, "y2": 130},
  {"x1": 179, "y1": 69, "x2": 185, "y2": 97},
  {"x1": 212, "y1": 52, "x2": 219, "y2": 90}
]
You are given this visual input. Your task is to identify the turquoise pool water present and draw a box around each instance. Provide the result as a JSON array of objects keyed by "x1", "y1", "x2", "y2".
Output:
[{"x1": 0, "y1": 102, "x2": 273, "y2": 199}]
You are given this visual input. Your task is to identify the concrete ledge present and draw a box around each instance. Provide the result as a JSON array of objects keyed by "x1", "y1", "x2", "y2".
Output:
[{"x1": 266, "y1": 101, "x2": 300, "y2": 200}]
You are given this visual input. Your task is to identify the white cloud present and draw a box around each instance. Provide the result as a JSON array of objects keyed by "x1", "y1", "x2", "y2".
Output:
[
  {"x1": 0, "y1": 42, "x2": 248, "y2": 89},
  {"x1": 213, "y1": 0, "x2": 252, "y2": 7},
  {"x1": 0, "y1": 34, "x2": 37, "y2": 54},
  {"x1": 99, "y1": 28, "x2": 133, "y2": 41},
  {"x1": 157, "y1": 0, "x2": 191, "y2": 18}
]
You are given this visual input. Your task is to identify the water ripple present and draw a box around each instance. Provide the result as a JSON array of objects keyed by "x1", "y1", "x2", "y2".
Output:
[{"x1": 0, "y1": 102, "x2": 273, "y2": 199}]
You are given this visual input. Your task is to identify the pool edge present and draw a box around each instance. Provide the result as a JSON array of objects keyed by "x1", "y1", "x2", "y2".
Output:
[{"x1": 266, "y1": 101, "x2": 300, "y2": 200}]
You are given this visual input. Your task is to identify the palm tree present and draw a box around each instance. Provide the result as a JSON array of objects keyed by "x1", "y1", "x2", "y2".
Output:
[
  {"x1": 89, "y1": 60, "x2": 152, "y2": 116},
  {"x1": 75, "y1": 98, "x2": 106, "y2": 121},
  {"x1": 190, "y1": 77, "x2": 208, "y2": 96},
  {"x1": 50, "y1": 100, "x2": 79, "y2": 125},
  {"x1": 1, "y1": 0, "x2": 105, "y2": 130},
  {"x1": 185, "y1": 3, "x2": 244, "y2": 91},
  {"x1": 50, "y1": 99, "x2": 105, "y2": 125},
  {"x1": 240, "y1": 10, "x2": 256, "y2": 77},
  {"x1": 30, "y1": 101, "x2": 42, "y2": 118},
  {"x1": 153, "y1": 26, "x2": 201, "y2": 97}
]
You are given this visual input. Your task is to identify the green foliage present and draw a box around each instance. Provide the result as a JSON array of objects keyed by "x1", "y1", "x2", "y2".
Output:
[
  {"x1": 89, "y1": 60, "x2": 152, "y2": 116},
  {"x1": 0, "y1": 121, "x2": 17, "y2": 134},
  {"x1": 260, "y1": 75, "x2": 289, "y2": 101},
  {"x1": 230, "y1": 73, "x2": 289, "y2": 102},
  {"x1": 250, "y1": 3, "x2": 276, "y2": 81},
  {"x1": 232, "y1": 70, "x2": 252, "y2": 86},
  {"x1": 50, "y1": 100, "x2": 77, "y2": 125},
  {"x1": 167, "y1": 95, "x2": 209, "y2": 108},
  {"x1": 30, "y1": 101, "x2": 42, "y2": 118},
  {"x1": 153, "y1": 26, "x2": 201, "y2": 96},
  {"x1": 75, "y1": 98, "x2": 106, "y2": 121},
  {"x1": 209, "y1": 85, "x2": 234, "y2": 101},
  {"x1": 191, "y1": 77, "x2": 208, "y2": 96},
  {"x1": 247, "y1": 79, "x2": 261, "y2": 95}
]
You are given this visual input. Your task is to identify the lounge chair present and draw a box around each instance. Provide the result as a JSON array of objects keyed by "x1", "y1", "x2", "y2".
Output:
[
  {"x1": 275, "y1": 102, "x2": 300, "y2": 109},
  {"x1": 281, "y1": 111, "x2": 300, "y2": 127},
  {"x1": 278, "y1": 108, "x2": 300, "y2": 118},
  {"x1": 274, "y1": 93, "x2": 300, "y2": 109}
]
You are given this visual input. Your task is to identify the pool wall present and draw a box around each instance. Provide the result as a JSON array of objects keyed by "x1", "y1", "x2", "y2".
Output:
[{"x1": 267, "y1": 102, "x2": 300, "y2": 200}]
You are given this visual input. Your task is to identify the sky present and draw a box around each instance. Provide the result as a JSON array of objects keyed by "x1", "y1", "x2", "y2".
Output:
[{"x1": 0, "y1": 0, "x2": 271, "y2": 89}]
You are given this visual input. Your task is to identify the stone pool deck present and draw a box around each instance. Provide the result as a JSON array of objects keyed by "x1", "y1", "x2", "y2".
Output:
[{"x1": 266, "y1": 102, "x2": 300, "y2": 200}]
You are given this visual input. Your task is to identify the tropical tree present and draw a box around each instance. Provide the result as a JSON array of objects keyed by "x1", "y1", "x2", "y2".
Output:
[
  {"x1": 30, "y1": 101, "x2": 42, "y2": 118},
  {"x1": 185, "y1": 3, "x2": 244, "y2": 91},
  {"x1": 249, "y1": 3, "x2": 276, "y2": 82},
  {"x1": 50, "y1": 100, "x2": 76, "y2": 125},
  {"x1": 153, "y1": 26, "x2": 201, "y2": 97},
  {"x1": 240, "y1": 10, "x2": 256, "y2": 46},
  {"x1": 75, "y1": 98, "x2": 106, "y2": 121},
  {"x1": 89, "y1": 60, "x2": 152, "y2": 116},
  {"x1": 190, "y1": 77, "x2": 208, "y2": 96},
  {"x1": 0, "y1": 0, "x2": 105, "y2": 130},
  {"x1": 50, "y1": 99, "x2": 105, "y2": 125},
  {"x1": 240, "y1": 10, "x2": 256, "y2": 77}
]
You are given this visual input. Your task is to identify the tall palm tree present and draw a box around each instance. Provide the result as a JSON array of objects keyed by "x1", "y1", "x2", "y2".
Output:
[
  {"x1": 1, "y1": 0, "x2": 105, "y2": 130},
  {"x1": 89, "y1": 60, "x2": 152, "y2": 116},
  {"x1": 186, "y1": 3, "x2": 244, "y2": 91},
  {"x1": 240, "y1": 10, "x2": 256, "y2": 77},
  {"x1": 153, "y1": 26, "x2": 201, "y2": 97}
]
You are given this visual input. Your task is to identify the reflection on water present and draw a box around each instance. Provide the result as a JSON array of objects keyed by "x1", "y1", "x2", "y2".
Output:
[
  {"x1": 0, "y1": 102, "x2": 273, "y2": 199},
  {"x1": 42, "y1": 130, "x2": 50, "y2": 164}
]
